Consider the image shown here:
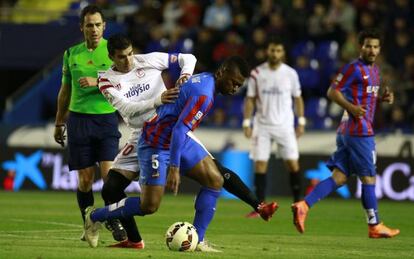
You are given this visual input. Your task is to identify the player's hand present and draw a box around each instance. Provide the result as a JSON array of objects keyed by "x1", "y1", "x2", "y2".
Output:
[
  {"x1": 54, "y1": 124, "x2": 66, "y2": 147},
  {"x1": 166, "y1": 166, "x2": 181, "y2": 195},
  {"x1": 79, "y1": 77, "x2": 97, "y2": 88},
  {"x1": 381, "y1": 87, "x2": 394, "y2": 104},
  {"x1": 175, "y1": 74, "x2": 190, "y2": 87},
  {"x1": 161, "y1": 87, "x2": 180, "y2": 104},
  {"x1": 296, "y1": 125, "x2": 305, "y2": 138},
  {"x1": 349, "y1": 105, "x2": 366, "y2": 119},
  {"x1": 243, "y1": 126, "x2": 252, "y2": 138}
]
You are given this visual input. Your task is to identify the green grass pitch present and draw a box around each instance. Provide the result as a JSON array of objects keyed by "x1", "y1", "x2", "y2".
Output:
[{"x1": 0, "y1": 191, "x2": 413, "y2": 258}]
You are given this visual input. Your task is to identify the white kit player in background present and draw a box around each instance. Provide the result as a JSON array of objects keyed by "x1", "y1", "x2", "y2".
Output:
[{"x1": 243, "y1": 39, "x2": 306, "y2": 218}]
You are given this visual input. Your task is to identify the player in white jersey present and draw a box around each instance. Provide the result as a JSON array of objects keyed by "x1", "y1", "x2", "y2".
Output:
[
  {"x1": 96, "y1": 34, "x2": 196, "y2": 249},
  {"x1": 243, "y1": 38, "x2": 306, "y2": 218}
]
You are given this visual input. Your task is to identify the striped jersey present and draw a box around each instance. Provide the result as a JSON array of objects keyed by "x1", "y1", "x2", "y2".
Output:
[
  {"x1": 97, "y1": 52, "x2": 196, "y2": 139},
  {"x1": 142, "y1": 72, "x2": 214, "y2": 167},
  {"x1": 247, "y1": 62, "x2": 302, "y2": 128},
  {"x1": 331, "y1": 58, "x2": 380, "y2": 136}
]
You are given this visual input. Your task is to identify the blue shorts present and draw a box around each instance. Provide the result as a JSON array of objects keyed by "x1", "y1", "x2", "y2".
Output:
[
  {"x1": 137, "y1": 134, "x2": 209, "y2": 186},
  {"x1": 67, "y1": 112, "x2": 120, "y2": 170},
  {"x1": 326, "y1": 134, "x2": 376, "y2": 177}
]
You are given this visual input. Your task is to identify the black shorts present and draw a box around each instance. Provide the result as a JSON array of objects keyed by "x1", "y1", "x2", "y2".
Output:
[{"x1": 67, "y1": 111, "x2": 121, "y2": 171}]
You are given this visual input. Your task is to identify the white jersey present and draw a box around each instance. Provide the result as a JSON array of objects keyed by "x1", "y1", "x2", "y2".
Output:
[
  {"x1": 98, "y1": 52, "x2": 196, "y2": 141},
  {"x1": 247, "y1": 62, "x2": 302, "y2": 128}
]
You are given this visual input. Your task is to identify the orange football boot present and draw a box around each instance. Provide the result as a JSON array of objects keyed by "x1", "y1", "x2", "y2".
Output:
[
  {"x1": 368, "y1": 223, "x2": 400, "y2": 238},
  {"x1": 291, "y1": 200, "x2": 309, "y2": 233}
]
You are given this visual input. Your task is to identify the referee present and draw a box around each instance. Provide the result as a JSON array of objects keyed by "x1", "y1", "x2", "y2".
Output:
[{"x1": 53, "y1": 5, "x2": 125, "y2": 242}]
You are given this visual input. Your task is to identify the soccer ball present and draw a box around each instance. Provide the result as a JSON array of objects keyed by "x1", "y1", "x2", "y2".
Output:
[{"x1": 165, "y1": 222, "x2": 198, "y2": 252}]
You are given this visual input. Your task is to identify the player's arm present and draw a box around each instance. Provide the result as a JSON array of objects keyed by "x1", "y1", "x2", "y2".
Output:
[
  {"x1": 140, "y1": 52, "x2": 197, "y2": 87},
  {"x1": 328, "y1": 65, "x2": 365, "y2": 118},
  {"x1": 380, "y1": 86, "x2": 394, "y2": 104},
  {"x1": 242, "y1": 71, "x2": 257, "y2": 138},
  {"x1": 78, "y1": 77, "x2": 98, "y2": 88},
  {"x1": 292, "y1": 70, "x2": 306, "y2": 137},
  {"x1": 167, "y1": 95, "x2": 212, "y2": 195},
  {"x1": 98, "y1": 78, "x2": 179, "y2": 117},
  {"x1": 327, "y1": 87, "x2": 365, "y2": 118},
  {"x1": 54, "y1": 50, "x2": 71, "y2": 147},
  {"x1": 294, "y1": 96, "x2": 305, "y2": 138},
  {"x1": 175, "y1": 53, "x2": 197, "y2": 87}
]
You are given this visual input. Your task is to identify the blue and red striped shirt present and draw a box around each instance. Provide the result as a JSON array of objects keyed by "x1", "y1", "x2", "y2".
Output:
[
  {"x1": 142, "y1": 72, "x2": 214, "y2": 167},
  {"x1": 331, "y1": 58, "x2": 381, "y2": 136}
]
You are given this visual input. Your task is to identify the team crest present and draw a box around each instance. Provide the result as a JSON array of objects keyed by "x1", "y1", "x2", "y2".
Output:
[
  {"x1": 114, "y1": 83, "x2": 121, "y2": 90},
  {"x1": 136, "y1": 68, "x2": 145, "y2": 78}
]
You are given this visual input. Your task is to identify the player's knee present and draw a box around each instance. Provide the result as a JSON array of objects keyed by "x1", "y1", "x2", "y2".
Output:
[
  {"x1": 332, "y1": 170, "x2": 347, "y2": 186},
  {"x1": 78, "y1": 177, "x2": 93, "y2": 192},
  {"x1": 209, "y1": 171, "x2": 224, "y2": 190},
  {"x1": 141, "y1": 202, "x2": 160, "y2": 215}
]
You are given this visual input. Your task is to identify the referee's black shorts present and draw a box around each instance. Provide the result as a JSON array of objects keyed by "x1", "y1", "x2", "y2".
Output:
[{"x1": 67, "y1": 111, "x2": 121, "y2": 171}]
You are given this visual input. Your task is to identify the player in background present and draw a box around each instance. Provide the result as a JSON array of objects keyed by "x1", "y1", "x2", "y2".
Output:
[
  {"x1": 93, "y1": 36, "x2": 276, "y2": 250},
  {"x1": 96, "y1": 34, "x2": 194, "y2": 249},
  {"x1": 243, "y1": 38, "x2": 305, "y2": 218},
  {"x1": 53, "y1": 5, "x2": 126, "y2": 242},
  {"x1": 84, "y1": 56, "x2": 274, "y2": 252},
  {"x1": 292, "y1": 29, "x2": 400, "y2": 238}
]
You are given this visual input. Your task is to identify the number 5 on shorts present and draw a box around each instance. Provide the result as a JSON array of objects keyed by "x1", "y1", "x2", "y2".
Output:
[{"x1": 152, "y1": 154, "x2": 159, "y2": 169}]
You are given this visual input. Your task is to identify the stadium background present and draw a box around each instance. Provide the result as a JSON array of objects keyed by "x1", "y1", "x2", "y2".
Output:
[{"x1": 0, "y1": 0, "x2": 413, "y2": 201}]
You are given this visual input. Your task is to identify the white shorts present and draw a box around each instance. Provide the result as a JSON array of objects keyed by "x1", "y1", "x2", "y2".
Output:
[
  {"x1": 112, "y1": 132, "x2": 140, "y2": 173},
  {"x1": 249, "y1": 125, "x2": 299, "y2": 161}
]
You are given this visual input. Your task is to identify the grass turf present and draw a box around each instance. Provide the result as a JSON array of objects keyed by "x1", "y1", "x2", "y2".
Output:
[{"x1": 0, "y1": 191, "x2": 413, "y2": 258}]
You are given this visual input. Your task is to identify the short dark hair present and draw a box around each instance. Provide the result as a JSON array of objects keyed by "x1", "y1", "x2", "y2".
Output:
[
  {"x1": 266, "y1": 36, "x2": 285, "y2": 48},
  {"x1": 358, "y1": 29, "x2": 381, "y2": 45},
  {"x1": 221, "y1": 56, "x2": 250, "y2": 78},
  {"x1": 107, "y1": 34, "x2": 132, "y2": 55},
  {"x1": 80, "y1": 5, "x2": 105, "y2": 25}
]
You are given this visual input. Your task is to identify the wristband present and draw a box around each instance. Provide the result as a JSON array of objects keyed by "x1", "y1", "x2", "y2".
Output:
[
  {"x1": 298, "y1": 117, "x2": 306, "y2": 126},
  {"x1": 55, "y1": 124, "x2": 66, "y2": 127},
  {"x1": 242, "y1": 118, "x2": 251, "y2": 128}
]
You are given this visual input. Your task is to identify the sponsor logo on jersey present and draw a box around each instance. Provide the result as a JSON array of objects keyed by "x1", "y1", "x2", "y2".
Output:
[
  {"x1": 261, "y1": 87, "x2": 282, "y2": 95},
  {"x1": 191, "y1": 111, "x2": 203, "y2": 125},
  {"x1": 366, "y1": 85, "x2": 379, "y2": 96},
  {"x1": 124, "y1": 83, "x2": 151, "y2": 98},
  {"x1": 136, "y1": 68, "x2": 145, "y2": 78}
]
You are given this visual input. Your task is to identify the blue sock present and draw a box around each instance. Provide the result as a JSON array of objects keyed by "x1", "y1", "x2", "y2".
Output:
[
  {"x1": 305, "y1": 177, "x2": 337, "y2": 207},
  {"x1": 91, "y1": 197, "x2": 144, "y2": 222},
  {"x1": 193, "y1": 187, "x2": 220, "y2": 242},
  {"x1": 361, "y1": 184, "x2": 379, "y2": 225}
]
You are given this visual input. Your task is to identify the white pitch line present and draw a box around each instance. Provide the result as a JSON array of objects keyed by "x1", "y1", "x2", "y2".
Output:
[
  {"x1": 0, "y1": 229, "x2": 80, "y2": 234},
  {"x1": 0, "y1": 233, "x2": 83, "y2": 241},
  {"x1": 11, "y1": 218, "x2": 82, "y2": 228}
]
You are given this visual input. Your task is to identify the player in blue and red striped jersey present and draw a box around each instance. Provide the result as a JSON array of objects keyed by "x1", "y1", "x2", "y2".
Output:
[
  {"x1": 85, "y1": 56, "x2": 255, "y2": 252},
  {"x1": 292, "y1": 29, "x2": 400, "y2": 238}
]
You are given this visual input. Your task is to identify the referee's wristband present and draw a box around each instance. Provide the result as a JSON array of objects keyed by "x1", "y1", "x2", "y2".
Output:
[
  {"x1": 298, "y1": 117, "x2": 306, "y2": 126},
  {"x1": 242, "y1": 118, "x2": 251, "y2": 128}
]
